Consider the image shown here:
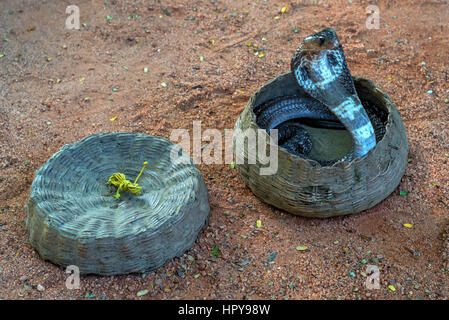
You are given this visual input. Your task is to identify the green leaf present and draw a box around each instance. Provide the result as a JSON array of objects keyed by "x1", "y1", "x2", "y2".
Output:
[
  {"x1": 137, "y1": 289, "x2": 149, "y2": 297},
  {"x1": 296, "y1": 246, "x2": 308, "y2": 251},
  {"x1": 211, "y1": 245, "x2": 219, "y2": 257}
]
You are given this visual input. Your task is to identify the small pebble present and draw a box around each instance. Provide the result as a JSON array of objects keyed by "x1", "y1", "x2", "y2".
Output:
[
  {"x1": 177, "y1": 269, "x2": 185, "y2": 278},
  {"x1": 267, "y1": 251, "x2": 278, "y2": 263},
  {"x1": 37, "y1": 284, "x2": 45, "y2": 292}
]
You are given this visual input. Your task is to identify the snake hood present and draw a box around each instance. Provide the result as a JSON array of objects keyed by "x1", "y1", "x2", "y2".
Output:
[{"x1": 291, "y1": 28, "x2": 376, "y2": 158}]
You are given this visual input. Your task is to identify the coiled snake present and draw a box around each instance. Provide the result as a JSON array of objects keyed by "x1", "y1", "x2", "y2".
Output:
[{"x1": 255, "y1": 28, "x2": 380, "y2": 164}]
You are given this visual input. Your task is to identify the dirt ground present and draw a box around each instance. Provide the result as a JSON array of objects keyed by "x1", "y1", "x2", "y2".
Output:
[{"x1": 0, "y1": 0, "x2": 448, "y2": 300}]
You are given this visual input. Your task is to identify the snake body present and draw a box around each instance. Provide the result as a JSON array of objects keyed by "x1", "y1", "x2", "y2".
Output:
[
  {"x1": 256, "y1": 28, "x2": 377, "y2": 163},
  {"x1": 254, "y1": 96, "x2": 339, "y2": 133}
]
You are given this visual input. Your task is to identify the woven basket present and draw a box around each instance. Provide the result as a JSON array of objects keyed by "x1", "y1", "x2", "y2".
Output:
[
  {"x1": 233, "y1": 73, "x2": 408, "y2": 218},
  {"x1": 26, "y1": 133, "x2": 210, "y2": 275}
]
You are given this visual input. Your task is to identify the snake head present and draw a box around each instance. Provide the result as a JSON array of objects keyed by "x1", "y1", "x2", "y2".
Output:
[
  {"x1": 291, "y1": 28, "x2": 353, "y2": 101},
  {"x1": 291, "y1": 28, "x2": 343, "y2": 71},
  {"x1": 301, "y1": 28, "x2": 340, "y2": 51}
]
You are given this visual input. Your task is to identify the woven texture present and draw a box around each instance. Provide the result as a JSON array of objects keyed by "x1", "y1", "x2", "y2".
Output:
[
  {"x1": 26, "y1": 133, "x2": 210, "y2": 275},
  {"x1": 233, "y1": 73, "x2": 408, "y2": 218}
]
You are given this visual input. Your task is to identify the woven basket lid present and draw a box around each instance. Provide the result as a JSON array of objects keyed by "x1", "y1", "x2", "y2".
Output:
[
  {"x1": 233, "y1": 73, "x2": 409, "y2": 218},
  {"x1": 26, "y1": 133, "x2": 210, "y2": 275}
]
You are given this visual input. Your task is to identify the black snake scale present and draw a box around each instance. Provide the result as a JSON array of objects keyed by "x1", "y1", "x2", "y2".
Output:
[{"x1": 256, "y1": 28, "x2": 380, "y2": 164}]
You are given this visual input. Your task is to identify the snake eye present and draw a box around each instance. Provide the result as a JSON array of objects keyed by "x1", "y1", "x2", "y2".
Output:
[{"x1": 319, "y1": 37, "x2": 325, "y2": 46}]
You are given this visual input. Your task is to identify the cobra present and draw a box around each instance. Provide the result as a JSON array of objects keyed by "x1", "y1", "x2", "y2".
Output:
[{"x1": 256, "y1": 28, "x2": 377, "y2": 162}]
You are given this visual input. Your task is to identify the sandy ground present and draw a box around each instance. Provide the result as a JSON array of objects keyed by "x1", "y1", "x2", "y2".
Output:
[{"x1": 0, "y1": 0, "x2": 448, "y2": 300}]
